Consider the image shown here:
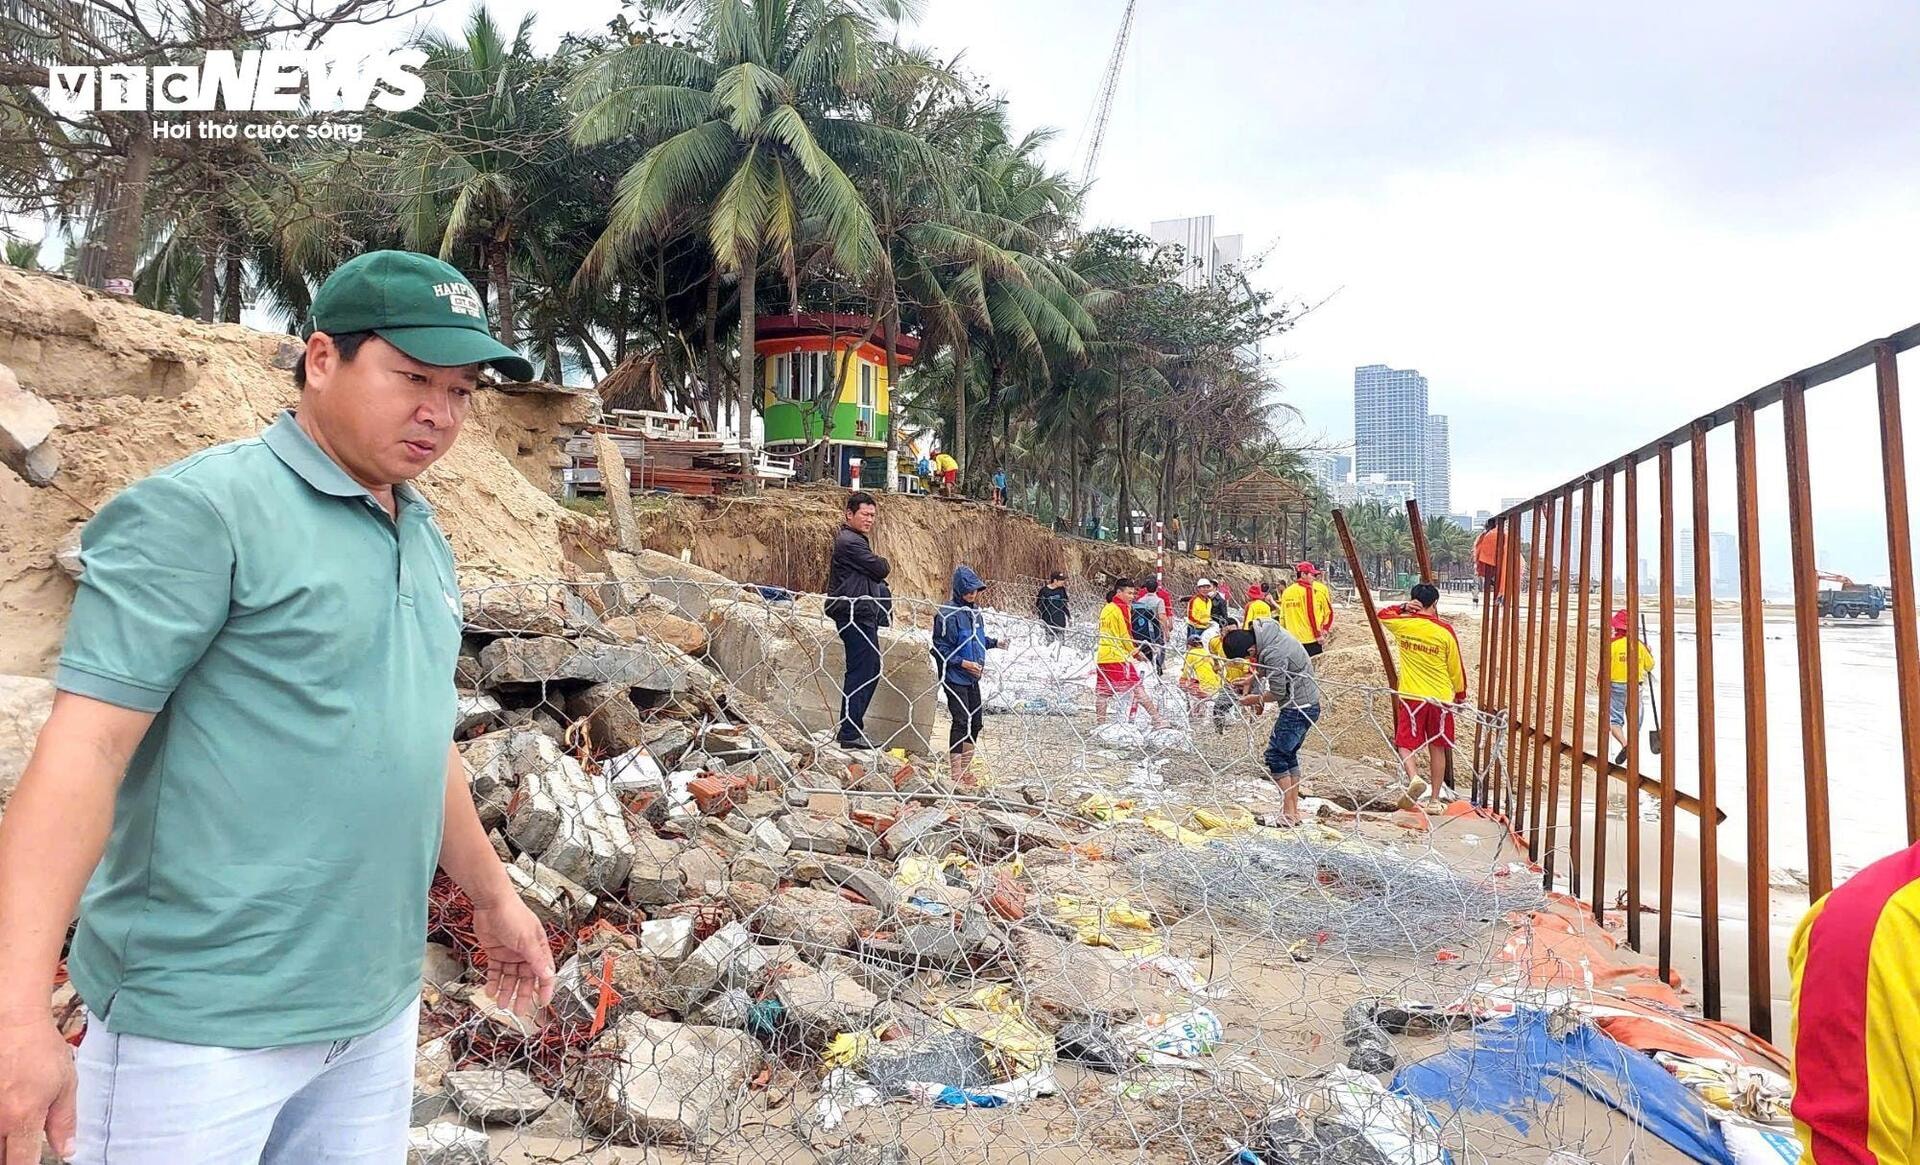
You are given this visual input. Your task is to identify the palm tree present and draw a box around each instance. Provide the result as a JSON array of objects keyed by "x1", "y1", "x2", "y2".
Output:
[
  {"x1": 569, "y1": 0, "x2": 923, "y2": 434},
  {"x1": 370, "y1": 6, "x2": 572, "y2": 348}
]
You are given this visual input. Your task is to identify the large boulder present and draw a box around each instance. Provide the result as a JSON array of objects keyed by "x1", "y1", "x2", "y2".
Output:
[
  {"x1": 607, "y1": 549, "x2": 740, "y2": 623},
  {"x1": 604, "y1": 597, "x2": 708, "y2": 656},
  {"x1": 702, "y1": 599, "x2": 936, "y2": 755},
  {"x1": 754, "y1": 886, "x2": 880, "y2": 956},
  {"x1": 569, "y1": 1015, "x2": 762, "y2": 1145},
  {"x1": 477, "y1": 635, "x2": 709, "y2": 698},
  {"x1": 0, "y1": 675, "x2": 55, "y2": 813}
]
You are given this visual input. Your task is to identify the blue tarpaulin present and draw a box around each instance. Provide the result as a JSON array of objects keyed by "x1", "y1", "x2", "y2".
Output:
[{"x1": 1393, "y1": 1009, "x2": 1734, "y2": 1164}]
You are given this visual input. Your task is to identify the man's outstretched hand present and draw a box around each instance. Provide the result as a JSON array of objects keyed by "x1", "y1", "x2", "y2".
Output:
[
  {"x1": 0, "y1": 1010, "x2": 75, "y2": 1165},
  {"x1": 470, "y1": 898, "x2": 556, "y2": 1021}
]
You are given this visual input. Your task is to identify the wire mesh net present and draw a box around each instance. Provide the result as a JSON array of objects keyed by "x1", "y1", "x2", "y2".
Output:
[{"x1": 379, "y1": 571, "x2": 1787, "y2": 1165}]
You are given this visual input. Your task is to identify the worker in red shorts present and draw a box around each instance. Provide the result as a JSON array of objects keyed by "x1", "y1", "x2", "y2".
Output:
[{"x1": 1379, "y1": 583, "x2": 1468, "y2": 810}]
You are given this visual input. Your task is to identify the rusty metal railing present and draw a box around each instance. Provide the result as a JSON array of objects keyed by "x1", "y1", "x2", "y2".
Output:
[{"x1": 1474, "y1": 323, "x2": 1920, "y2": 1041}]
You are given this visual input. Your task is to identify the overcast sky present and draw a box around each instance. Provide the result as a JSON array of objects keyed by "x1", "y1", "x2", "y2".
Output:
[{"x1": 153, "y1": 1, "x2": 1920, "y2": 569}]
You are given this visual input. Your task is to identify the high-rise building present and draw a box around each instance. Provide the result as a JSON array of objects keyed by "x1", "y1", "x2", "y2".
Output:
[
  {"x1": 1712, "y1": 532, "x2": 1738, "y2": 597},
  {"x1": 1332, "y1": 453, "x2": 1353, "y2": 484},
  {"x1": 1150, "y1": 216, "x2": 1244, "y2": 291},
  {"x1": 1353, "y1": 364, "x2": 1428, "y2": 502},
  {"x1": 1423, "y1": 414, "x2": 1451, "y2": 516}
]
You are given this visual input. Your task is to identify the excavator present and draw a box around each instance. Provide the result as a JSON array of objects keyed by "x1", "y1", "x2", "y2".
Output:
[{"x1": 1817, "y1": 570, "x2": 1887, "y2": 619}]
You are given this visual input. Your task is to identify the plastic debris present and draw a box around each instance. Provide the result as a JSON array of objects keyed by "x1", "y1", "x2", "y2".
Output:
[
  {"x1": 1133, "y1": 954, "x2": 1228, "y2": 998},
  {"x1": 1264, "y1": 1066, "x2": 1450, "y2": 1165},
  {"x1": 1121, "y1": 1008, "x2": 1224, "y2": 1068},
  {"x1": 1056, "y1": 1017, "x2": 1129, "y2": 1073}
]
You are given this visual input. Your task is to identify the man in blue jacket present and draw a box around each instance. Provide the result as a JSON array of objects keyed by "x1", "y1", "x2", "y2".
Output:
[{"x1": 933, "y1": 565, "x2": 1000, "y2": 787}]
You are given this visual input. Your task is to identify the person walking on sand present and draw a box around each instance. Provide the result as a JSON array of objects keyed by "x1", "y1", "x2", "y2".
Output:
[
  {"x1": 1131, "y1": 582, "x2": 1168, "y2": 675},
  {"x1": 933, "y1": 565, "x2": 1001, "y2": 787},
  {"x1": 0, "y1": 250, "x2": 556, "y2": 1165},
  {"x1": 1095, "y1": 577, "x2": 1165, "y2": 727},
  {"x1": 1607, "y1": 609, "x2": 1655, "y2": 765},
  {"x1": 1279, "y1": 561, "x2": 1336, "y2": 658},
  {"x1": 826, "y1": 490, "x2": 893, "y2": 749},
  {"x1": 1222, "y1": 621, "x2": 1322, "y2": 826},
  {"x1": 934, "y1": 449, "x2": 959, "y2": 496},
  {"x1": 1379, "y1": 583, "x2": 1469, "y2": 810},
  {"x1": 1035, "y1": 571, "x2": 1070, "y2": 648}
]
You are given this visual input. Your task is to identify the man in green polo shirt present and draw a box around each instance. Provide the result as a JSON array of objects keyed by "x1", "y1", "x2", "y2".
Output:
[{"x1": 0, "y1": 251, "x2": 555, "y2": 1165}]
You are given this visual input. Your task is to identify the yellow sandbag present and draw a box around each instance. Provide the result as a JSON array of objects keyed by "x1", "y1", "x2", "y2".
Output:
[
  {"x1": 1078, "y1": 793, "x2": 1137, "y2": 822},
  {"x1": 1192, "y1": 806, "x2": 1256, "y2": 833},
  {"x1": 1140, "y1": 814, "x2": 1211, "y2": 848},
  {"x1": 1053, "y1": 895, "x2": 1164, "y2": 957},
  {"x1": 895, "y1": 853, "x2": 973, "y2": 893},
  {"x1": 940, "y1": 985, "x2": 1053, "y2": 1075}
]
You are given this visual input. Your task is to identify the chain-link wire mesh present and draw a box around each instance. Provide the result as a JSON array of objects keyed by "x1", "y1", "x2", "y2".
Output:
[{"x1": 395, "y1": 571, "x2": 1787, "y2": 1165}]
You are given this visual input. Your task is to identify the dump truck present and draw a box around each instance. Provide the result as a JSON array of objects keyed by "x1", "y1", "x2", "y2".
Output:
[{"x1": 1817, "y1": 571, "x2": 1887, "y2": 619}]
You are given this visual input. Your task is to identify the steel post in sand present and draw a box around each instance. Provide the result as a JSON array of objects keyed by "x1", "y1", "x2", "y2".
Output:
[
  {"x1": 1782, "y1": 380, "x2": 1832, "y2": 901},
  {"x1": 1734, "y1": 401, "x2": 1772, "y2": 1041}
]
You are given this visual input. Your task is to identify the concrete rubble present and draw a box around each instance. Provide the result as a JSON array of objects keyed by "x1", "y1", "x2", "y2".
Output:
[{"x1": 269, "y1": 560, "x2": 1651, "y2": 1165}]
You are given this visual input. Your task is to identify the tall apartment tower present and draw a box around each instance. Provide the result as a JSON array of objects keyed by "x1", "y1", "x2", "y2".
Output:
[
  {"x1": 1353, "y1": 364, "x2": 1429, "y2": 498},
  {"x1": 1150, "y1": 216, "x2": 1245, "y2": 291},
  {"x1": 1423, "y1": 414, "x2": 1451, "y2": 516}
]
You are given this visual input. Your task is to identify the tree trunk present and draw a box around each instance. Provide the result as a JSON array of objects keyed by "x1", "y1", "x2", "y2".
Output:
[
  {"x1": 1070, "y1": 436, "x2": 1083, "y2": 532},
  {"x1": 101, "y1": 125, "x2": 153, "y2": 294},
  {"x1": 490, "y1": 232, "x2": 517, "y2": 349},
  {"x1": 882, "y1": 284, "x2": 900, "y2": 492},
  {"x1": 197, "y1": 242, "x2": 217, "y2": 322},
  {"x1": 1117, "y1": 403, "x2": 1132, "y2": 546},
  {"x1": 702, "y1": 270, "x2": 721, "y2": 429},
  {"x1": 953, "y1": 333, "x2": 969, "y2": 489},
  {"x1": 220, "y1": 244, "x2": 242, "y2": 323},
  {"x1": 737, "y1": 257, "x2": 757, "y2": 444}
]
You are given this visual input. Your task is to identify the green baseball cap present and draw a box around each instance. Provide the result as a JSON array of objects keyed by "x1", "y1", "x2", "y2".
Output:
[{"x1": 304, "y1": 250, "x2": 535, "y2": 383}]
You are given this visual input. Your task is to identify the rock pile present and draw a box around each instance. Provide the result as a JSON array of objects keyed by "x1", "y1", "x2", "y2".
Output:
[{"x1": 409, "y1": 573, "x2": 1105, "y2": 1154}]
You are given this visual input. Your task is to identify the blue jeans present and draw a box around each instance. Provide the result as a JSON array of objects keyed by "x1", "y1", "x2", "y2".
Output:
[
  {"x1": 1265, "y1": 703, "x2": 1321, "y2": 777},
  {"x1": 74, "y1": 999, "x2": 419, "y2": 1164},
  {"x1": 1609, "y1": 682, "x2": 1630, "y2": 727},
  {"x1": 838, "y1": 621, "x2": 883, "y2": 744}
]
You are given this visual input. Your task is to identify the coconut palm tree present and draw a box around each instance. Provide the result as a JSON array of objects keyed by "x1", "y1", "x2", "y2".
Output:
[
  {"x1": 368, "y1": 6, "x2": 574, "y2": 348},
  {"x1": 569, "y1": 0, "x2": 926, "y2": 433}
]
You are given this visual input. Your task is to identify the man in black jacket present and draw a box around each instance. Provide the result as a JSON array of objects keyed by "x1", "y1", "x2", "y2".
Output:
[
  {"x1": 824, "y1": 491, "x2": 891, "y2": 748},
  {"x1": 1034, "y1": 571, "x2": 1070, "y2": 646}
]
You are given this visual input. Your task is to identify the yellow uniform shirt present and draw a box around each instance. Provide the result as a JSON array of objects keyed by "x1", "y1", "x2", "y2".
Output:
[
  {"x1": 1242, "y1": 598, "x2": 1274, "y2": 628},
  {"x1": 1186, "y1": 594, "x2": 1214, "y2": 627},
  {"x1": 935, "y1": 453, "x2": 957, "y2": 474},
  {"x1": 1379, "y1": 606, "x2": 1467, "y2": 702},
  {"x1": 1096, "y1": 600, "x2": 1136, "y2": 665},
  {"x1": 1609, "y1": 637, "x2": 1654, "y2": 684},
  {"x1": 1790, "y1": 841, "x2": 1920, "y2": 1162},
  {"x1": 1278, "y1": 580, "x2": 1334, "y2": 645},
  {"x1": 1181, "y1": 647, "x2": 1223, "y2": 695}
]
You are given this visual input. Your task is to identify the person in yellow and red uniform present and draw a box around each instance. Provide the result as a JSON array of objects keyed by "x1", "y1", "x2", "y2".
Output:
[
  {"x1": 1379, "y1": 583, "x2": 1468, "y2": 810},
  {"x1": 1790, "y1": 840, "x2": 1920, "y2": 1163},
  {"x1": 1241, "y1": 584, "x2": 1274, "y2": 629},
  {"x1": 1279, "y1": 561, "x2": 1335, "y2": 657},
  {"x1": 1094, "y1": 577, "x2": 1163, "y2": 728}
]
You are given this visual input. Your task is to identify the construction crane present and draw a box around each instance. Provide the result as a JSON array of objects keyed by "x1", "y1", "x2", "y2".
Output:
[{"x1": 1079, "y1": 0, "x2": 1139, "y2": 189}]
